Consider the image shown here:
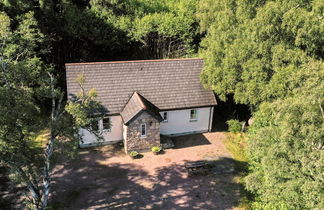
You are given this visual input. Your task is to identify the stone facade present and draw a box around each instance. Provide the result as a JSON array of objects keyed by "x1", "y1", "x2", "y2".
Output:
[{"x1": 124, "y1": 111, "x2": 160, "y2": 153}]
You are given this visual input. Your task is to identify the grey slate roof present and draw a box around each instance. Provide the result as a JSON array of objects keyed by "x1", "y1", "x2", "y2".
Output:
[
  {"x1": 65, "y1": 58, "x2": 217, "y2": 115},
  {"x1": 121, "y1": 92, "x2": 163, "y2": 125}
]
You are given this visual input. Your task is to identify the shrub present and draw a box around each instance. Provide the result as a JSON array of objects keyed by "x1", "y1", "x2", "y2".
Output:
[
  {"x1": 227, "y1": 119, "x2": 242, "y2": 133},
  {"x1": 151, "y1": 146, "x2": 161, "y2": 153},
  {"x1": 129, "y1": 151, "x2": 138, "y2": 157}
]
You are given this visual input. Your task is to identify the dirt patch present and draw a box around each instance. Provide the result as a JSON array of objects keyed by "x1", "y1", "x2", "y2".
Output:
[{"x1": 51, "y1": 132, "x2": 242, "y2": 209}]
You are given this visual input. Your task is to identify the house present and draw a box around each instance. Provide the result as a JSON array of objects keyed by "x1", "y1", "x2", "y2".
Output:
[{"x1": 65, "y1": 58, "x2": 217, "y2": 153}]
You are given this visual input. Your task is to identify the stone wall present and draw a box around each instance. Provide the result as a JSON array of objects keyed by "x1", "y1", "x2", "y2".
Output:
[{"x1": 124, "y1": 111, "x2": 160, "y2": 153}]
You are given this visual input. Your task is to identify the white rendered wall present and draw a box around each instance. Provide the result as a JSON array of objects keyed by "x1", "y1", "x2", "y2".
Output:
[
  {"x1": 160, "y1": 107, "x2": 213, "y2": 135},
  {"x1": 122, "y1": 124, "x2": 127, "y2": 140},
  {"x1": 209, "y1": 106, "x2": 214, "y2": 131},
  {"x1": 79, "y1": 115, "x2": 123, "y2": 147}
]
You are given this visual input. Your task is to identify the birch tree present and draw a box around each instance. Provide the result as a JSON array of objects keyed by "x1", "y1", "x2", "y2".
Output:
[
  {"x1": 0, "y1": 60, "x2": 104, "y2": 209},
  {"x1": 0, "y1": 9, "x2": 104, "y2": 209}
]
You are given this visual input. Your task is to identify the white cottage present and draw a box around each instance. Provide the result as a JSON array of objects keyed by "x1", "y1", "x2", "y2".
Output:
[{"x1": 65, "y1": 58, "x2": 217, "y2": 153}]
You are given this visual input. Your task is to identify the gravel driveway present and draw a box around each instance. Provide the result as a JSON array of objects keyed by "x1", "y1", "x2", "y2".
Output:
[{"x1": 51, "y1": 132, "x2": 242, "y2": 209}]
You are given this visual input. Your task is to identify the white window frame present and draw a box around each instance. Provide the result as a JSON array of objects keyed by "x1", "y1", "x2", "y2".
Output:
[
  {"x1": 140, "y1": 123, "x2": 146, "y2": 137},
  {"x1": 162, "y1": 111, "x2": 168, "y2": 122},
  {"x1": 102, "y1": 117, "x2": 111, "y2": 132},
  {"x1": 190, "y1": 109, "x2": 198, "y2": 121}
]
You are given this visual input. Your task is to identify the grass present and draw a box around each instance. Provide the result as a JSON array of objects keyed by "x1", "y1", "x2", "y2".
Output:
[
  {"x1": 224, "y1": 132, "x2": 252, "y2": 209},
  {"x1": 224, "y1": 133, "x2": 247, "y2": 161}
]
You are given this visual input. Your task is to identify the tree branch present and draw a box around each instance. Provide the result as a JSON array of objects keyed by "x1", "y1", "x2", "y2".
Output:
[
  {"x1": 319, "y1": 98, "x2": 324, "y2": 122},
  {"x1": 3, "y1": 160, "x2": 42, "y2": 208}
]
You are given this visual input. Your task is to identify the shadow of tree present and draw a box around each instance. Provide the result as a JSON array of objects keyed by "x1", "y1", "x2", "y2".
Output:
[
  {"x1": 50, "y1": 148, "x2": 243, "y2": 209},
  {"x1": 152, "y1": 162, "x2": 241, "y2": 209},
  {"x1": 0, "y1": 167, "x2": 25, "y2": 210},
  {"x1": 172, "y1": 133, "x2": 211, "y2": 149}
]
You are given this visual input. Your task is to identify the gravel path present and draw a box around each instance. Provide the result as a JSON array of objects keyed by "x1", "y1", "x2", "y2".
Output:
[{"x1": 51, "y1": 132, "x2": 241, "y2": 209}]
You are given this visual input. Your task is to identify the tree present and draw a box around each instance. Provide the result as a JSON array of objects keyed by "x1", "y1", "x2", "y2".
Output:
[
  {"x1": 1, "y1": 0, "x2": 202, "y2": 85},
  {"x1": 0, "y1": 13, "x2": 105, "y2": 207},
  {"x1": 197, "y1": 1, "x2": 324, "y2": 208},
  {"x1": 90, "y1": 0, "x2": 200, "y2": 58},
  {"x1": 0, "y1": 59, "x2": 105, "y2": 209},
  {"x1": 198, "y1": 0, "x2": 324, "y2": 105},
  {"x1": 245, "y1": 61, "x2": 324, "y2": 209}
]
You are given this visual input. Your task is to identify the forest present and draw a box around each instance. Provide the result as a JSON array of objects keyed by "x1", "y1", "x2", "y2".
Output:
[{"x1": 0, "y1": 0, "x2": 323, "y2": 209}]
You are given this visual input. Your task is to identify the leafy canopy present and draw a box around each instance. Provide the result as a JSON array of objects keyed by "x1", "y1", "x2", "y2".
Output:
[
  {"x1": 198, "y1": 0, "x2": 324, "y2": 105},
  {"x1": 246, "y1": 61, "x2": 324, "y2": 209},
  {"x1": 90, "y1": 0, "x2": 199, "y2": 58},
  {"x1": 198, "y1": 1, "x2": 324, "y2": 209}
]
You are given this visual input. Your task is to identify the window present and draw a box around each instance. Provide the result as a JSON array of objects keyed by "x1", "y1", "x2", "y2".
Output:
[
  {"x1": 190, "y1": 109, "x2": 197, "y2": 121},
  {"x1": 102, "y1": 118, "x2": 111, "y2": 131},
  {"x1": 162, "y1": 112, "x2": 168, "y2": 122},
  {"x1": 140, "y1": 123, "x2": 146, "y2": 137}
]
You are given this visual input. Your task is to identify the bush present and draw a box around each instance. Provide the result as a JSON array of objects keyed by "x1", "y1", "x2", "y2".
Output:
[
  {"x1": 226, "y1": 119, "x2": 242, "y2": 133},
  {"x1": 151, "y1": 146, "x2": 161, "y2": 153},
  {"x1": 129, "y1": 151, "x2": 138, "y2": 157}
]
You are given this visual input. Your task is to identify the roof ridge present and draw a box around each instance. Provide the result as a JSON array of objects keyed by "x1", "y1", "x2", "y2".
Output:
[
  {"x1": 134, "y1": 92, "x2": 146, "y2": 110},
  {"x1": 65, "y1": 58, "x2": 202, "y2": 66}
]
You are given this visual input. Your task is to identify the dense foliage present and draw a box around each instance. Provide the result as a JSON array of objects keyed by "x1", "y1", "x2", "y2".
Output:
[
  {"x1": 198, "y1": 0, "x2": 323, "y2": 105},
  {"x1": 90, "y1": 0, "x2": 199, "y2": 58},
  {"x1": 198, "y1": 0, "x2": 323, "y2": 208},
  {"x1": 1, "y1": 0, "x2": 200, "y2": 81},
  {"x1": 227, "y1": 119, "x2": 242, "y2": 133},
  {"x1": 246, "y1": 61, "x2": 323, "y2": 209}
]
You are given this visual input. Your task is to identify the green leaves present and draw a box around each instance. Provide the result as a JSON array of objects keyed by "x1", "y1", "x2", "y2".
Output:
[
  {"x1": 65, "y1": 74, "x2": 104, "y2": 129},
  {"x1": 0, "y1": 12, "x2": 11, "y2": 38},
  {"x1": 198, "y1": 1, "x2": 323, "y2": 208},
  {"x1": 90, "y1": 0, "x2": 199, "y2": 58},
  {"x1": 198, "y1": 0, "x2": 324, "y2": 106},
  {"x1": 1, "y1": 11, "x2": 44, "y2": 61},
  {"x1": 0, "y1": 59, "x2": 104, "y2": 208},
  {"x1": 226, "y1": 119, "x2": 243, "y2": 133},
  {"x1": 245, "y1": 63, "x2": 324, "y2": 209}
]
